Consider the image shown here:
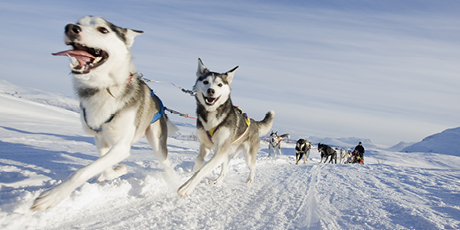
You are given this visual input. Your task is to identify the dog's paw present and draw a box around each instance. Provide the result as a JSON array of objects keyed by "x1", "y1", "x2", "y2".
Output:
[
  {"x1": 208, "y1": 178, "x2": 223, "y2": 185},
  {"x1": 96, "y1": 164, "x2": 128, "y2": 182},
  {"x1": 246, "y1": 178, "x2": 254, "y2": 184},
  {"x1": 177, "y1": 184, "x2": 191, "y2": 197},
  {"x1": 30, "y1": 185, "x2": 71, "y2": 212},
  {"x1": 178, "y1": 178, "x2": 199, "y2": 197}
]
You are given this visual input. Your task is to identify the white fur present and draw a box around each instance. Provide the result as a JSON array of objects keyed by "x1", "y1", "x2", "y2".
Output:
[{"x1": 31, "y1": 16, "x2": 171, "y2": 211}]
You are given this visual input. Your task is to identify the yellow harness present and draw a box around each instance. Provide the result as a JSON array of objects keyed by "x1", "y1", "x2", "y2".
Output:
[{"x1": 206, "y1": 106, "x2": 251, "y2": 144}]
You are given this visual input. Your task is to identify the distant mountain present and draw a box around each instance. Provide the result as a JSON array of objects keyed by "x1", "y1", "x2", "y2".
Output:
[
  {"x1": 305, "y1": 136, "x2": 376, "y2": 149},
  {"x1": 402, "y1": 127, "x2": 460, "y2": 156},
  {"x1": 387, "y1": 141, "x2": 415, "y2": 152}
]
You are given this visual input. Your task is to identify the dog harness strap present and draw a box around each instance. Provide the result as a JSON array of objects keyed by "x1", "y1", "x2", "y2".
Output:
[
  {"x1": 150, "y1": 91, "x2": 165, "y2": 123},
  {"x1": 206, "y1": 123, "x2": 221, "y2": 141},
  {"x1": 231, "y1": 113, "x2": 250, "y2": 144},
  {"x1": 206, "y1": 106, "x2": 251, "y2": 144},
  {"x1": 82, "y1": 107, "x2": 115, "y2": 132}
]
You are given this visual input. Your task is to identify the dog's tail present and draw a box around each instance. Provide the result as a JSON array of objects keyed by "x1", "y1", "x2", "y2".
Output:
[
  {"x1": 279, "y1": 133, "x2": 290, "y2": 139},
  {"x1": 255, "y1": 110, "x2": 275, "y2": 137},
  {"x1": 165, "y1": 115, "x2": 179, "y2": 136}
]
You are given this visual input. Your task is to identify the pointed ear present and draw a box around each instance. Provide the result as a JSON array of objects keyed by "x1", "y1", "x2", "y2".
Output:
[
  {"x1": 125, "y1": 29, "x2": 143, "y2": 48},
  {"x1": 197, "y1": 58, "x2": 209, "y2": 77},
  {"x1": 225, "y1": 66, "x2": 238, "y2": 85}
]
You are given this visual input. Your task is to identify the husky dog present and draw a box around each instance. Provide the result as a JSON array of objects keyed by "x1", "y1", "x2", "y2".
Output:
[
  {"x1": 177, "y1": 58, "x2": 274, "y2": 197},
  {"x1": 295, "y1": 139, "x2": 311, "y2": 164},
  {"x1": 340, "y1": 149, "x2": 352, "y2": 164},
  {"x1": 268, "y1": 131, "x2": 290, "y2": 158},
  {"x1": 31, "y1": 16, "x2": 176, "y2": 211},
  {"x1": 318, "y1": 143, "x2": 337, "y2": 164}
]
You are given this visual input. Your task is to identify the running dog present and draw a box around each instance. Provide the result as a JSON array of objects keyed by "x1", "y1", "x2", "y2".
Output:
[
  {"x1": 295, "y1": 139, "x2": 311, "y2": 164},
  {"x1": 177, "y1": 58, "x2": 275, "y2": 197},
  {"x1": 268, "y1": 131, "x2": 290, "y2": 158},
  {"x1": 317, "y1": 143, "x2": 337, "y2": 164},
  {"x1": 31, "y1": 16, "x2": 176, "y2": 211}
]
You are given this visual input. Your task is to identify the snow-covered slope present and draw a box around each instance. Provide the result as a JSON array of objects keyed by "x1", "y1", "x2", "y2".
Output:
[
  {"x1": 1, "y1": 82, "x2": 460, "y2": 229},
  {"x1": 0, "y1": 79, "x2": 79, "y2": 113},
  {"x1": 402, "y1": 127, "x2": 460, "y2": 156},
  {"x1": 386, "y1": 141, "x2": 416, "y2": 152}
]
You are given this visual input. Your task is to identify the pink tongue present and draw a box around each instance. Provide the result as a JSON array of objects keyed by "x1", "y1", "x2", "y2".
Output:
[{"x1": 52, "y1": 50, "x2": 95, "y2": 66}]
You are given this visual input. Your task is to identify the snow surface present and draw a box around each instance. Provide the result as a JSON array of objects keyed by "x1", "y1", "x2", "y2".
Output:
[{"x1": 1, "y1": 83, "x2": 460, "y2": 229}]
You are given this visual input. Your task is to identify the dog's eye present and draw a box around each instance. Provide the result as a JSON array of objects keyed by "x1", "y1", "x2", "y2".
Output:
[
  {"x1": 218, "y1": 83, "x2": 223, "y2": 87},
  {"x1": 97, "y1": 27, "x2": 109, "y2": 34},
  {"x1": 203, "y1": 80, "x2": 209, "y2": 85}
]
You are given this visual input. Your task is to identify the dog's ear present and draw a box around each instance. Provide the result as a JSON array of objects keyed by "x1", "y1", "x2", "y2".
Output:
[
  {"x1": 125, "y1": 29, "x2": 143, "y2": 48},
  {"x1": 225, "y1": 66, "x2": 238, "y2": 85},
  {"x1": 197, "y1": 58, "x2": 209, "y2": 77}
]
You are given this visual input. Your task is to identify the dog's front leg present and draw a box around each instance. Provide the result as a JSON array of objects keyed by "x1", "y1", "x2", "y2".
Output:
[
  {"x1": 31, "y1": 131, "x2": 134, "y2": 212},
  {"x1": 94, "y1": 135, "x2": 128, "y2": 182},
  {"x1": 208, "y1": 154, "x2": 230, "y2": 185},
  {"x1": 193, "y1": 144, "x2": 211, "y2": 172},
  {"x1": 305, "y1": 150, "x2": 310, "y2": 164},
  {"x1": 178, "y1": 143, "x2": 231, "y2": 197}
]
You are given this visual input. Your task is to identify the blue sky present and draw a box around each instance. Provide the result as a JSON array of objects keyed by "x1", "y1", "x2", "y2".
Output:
[{"x1": 1, "y1": 0, "x2": 459, "y2": 147}]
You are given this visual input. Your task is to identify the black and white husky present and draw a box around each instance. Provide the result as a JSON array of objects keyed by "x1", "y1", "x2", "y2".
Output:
[
  {"x1": 31, "y1": 16, "x2": 176, "y2": 211},
  {"x1": 177, "y1": 59, "x2": 275, "y2": 196},
  {"x1": 318, "y1": 143, "x2": 337, "y2": 164},
  {"x1": 295, "y1": 139, "x2": 311, "y2": 164}
]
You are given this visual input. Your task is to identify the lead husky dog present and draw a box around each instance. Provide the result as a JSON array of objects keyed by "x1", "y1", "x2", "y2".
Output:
[
  {"x1": 31, "y1": 16, "x2": 176, "y2": 211},
  {"x1": 177, "y1": 59, "x2": 274, "y2": 196}
]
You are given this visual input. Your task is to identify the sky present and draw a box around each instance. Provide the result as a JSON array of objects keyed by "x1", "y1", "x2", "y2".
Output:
[{"x1": 1, "y1": 0, "x2": 459, "y2": 147}]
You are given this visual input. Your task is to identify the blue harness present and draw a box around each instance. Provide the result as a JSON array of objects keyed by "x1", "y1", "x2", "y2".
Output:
[
  {"x1": 150, "y1": 91, "x2": 165, "y2": 123},
  {"x1": 83, "y1": 91, "x2": 165, "y2": 132}
]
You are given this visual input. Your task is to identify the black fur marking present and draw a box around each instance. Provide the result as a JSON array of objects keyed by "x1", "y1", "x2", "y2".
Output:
[
  {"x1": 77, "y1": 88, "x2": 100, "y2": 98},
  {"x1": 108, "y1": 22, "x2": 127, "y2": 44},
  {"x1": 197, "y1": 72, "x2": 231, "y2": 85}
]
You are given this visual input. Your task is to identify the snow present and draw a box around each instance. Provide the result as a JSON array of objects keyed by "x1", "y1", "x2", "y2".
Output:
[{"x1": 1, "y1": 82, "x2": 460, "y2": 229}]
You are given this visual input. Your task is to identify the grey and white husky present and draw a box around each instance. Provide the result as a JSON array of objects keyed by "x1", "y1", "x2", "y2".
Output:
[
  {"x1": 268, "y1": 131, "x2": 290, "y2": 158},
  {"x1": 31, "y1": 16, "x2": 176, "y2": 211},
  {"x1": 177, "y1": 58, "x2": 275, "y2": 196}
]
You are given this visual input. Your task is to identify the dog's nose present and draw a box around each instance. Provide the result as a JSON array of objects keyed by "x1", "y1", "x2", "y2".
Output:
[
  {"x1": 207, "y1": 88, "x2": 215, "y2": 96},
  {"x1": 65, "y1": 24, "x2": 81, "y2": 35}
]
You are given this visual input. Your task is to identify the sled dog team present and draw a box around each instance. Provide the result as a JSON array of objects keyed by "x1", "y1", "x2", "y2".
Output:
[
  {"x1": 31, "y1": 16, "x2": 363, "y2": 211},
  {"x1": 31, "y1": 16, "x2": 274, "y2": 211}
]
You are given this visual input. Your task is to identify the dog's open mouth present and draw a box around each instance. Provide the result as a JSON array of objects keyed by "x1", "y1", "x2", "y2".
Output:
[
  {"x1": 203, "y1": 95, "x2": 220, "y2": 106},
  {"x1": 52, "y1": 42, "x2": 108, "y2": 74}
]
